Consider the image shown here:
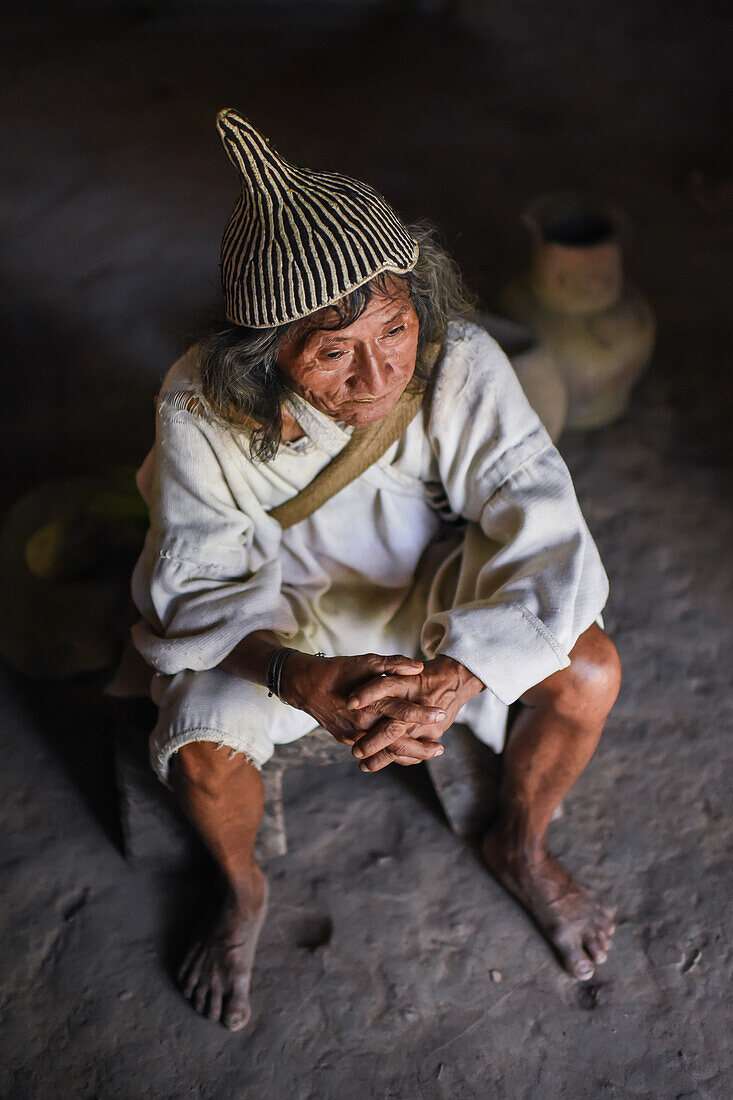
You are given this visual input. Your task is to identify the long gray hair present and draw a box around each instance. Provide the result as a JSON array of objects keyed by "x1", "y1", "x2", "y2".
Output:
[{"x1": 198, "y1": 222, "x2": 477, "y2": 462}]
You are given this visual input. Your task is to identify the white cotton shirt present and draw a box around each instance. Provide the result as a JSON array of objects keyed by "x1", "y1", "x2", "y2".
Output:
[{"x1": 130, "y1": 320, "x2": 609, "y2": 744}]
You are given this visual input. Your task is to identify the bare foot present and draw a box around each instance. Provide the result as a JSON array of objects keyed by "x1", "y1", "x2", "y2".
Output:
[
  {"x1": 177, "y1": 872, "x2": 269, "y2": 1030},
  {"x1": 482, "y1": 826, "x2": 615, "y2": 981}
]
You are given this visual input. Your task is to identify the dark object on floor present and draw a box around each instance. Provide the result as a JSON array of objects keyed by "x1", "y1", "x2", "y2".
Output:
[{"x1": 0, "y1": 472, "x2": 147, "y2": 679}]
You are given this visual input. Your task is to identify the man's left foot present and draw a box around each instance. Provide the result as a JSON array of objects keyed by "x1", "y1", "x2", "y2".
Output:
[{"x1": 482, "y1": 826, "x2": 615, "y2": 981}]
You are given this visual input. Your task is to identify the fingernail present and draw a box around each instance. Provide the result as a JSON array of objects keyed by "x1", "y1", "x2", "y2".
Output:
[
  {"x1": 352, "y1": 746, "x2": 364, "y2": 758},
  {"x1": 434, "y1": 746, "x2": 444, "y2": 755},
  {"x1": 359, "y1": 764, "x2": 369, "y2": 773},
  {"x1": 434, "y1": 711, "x2": 447, "y2": 720},
  {"x1": 346, "y1": 700, "x2": 357, "y2": 711}
]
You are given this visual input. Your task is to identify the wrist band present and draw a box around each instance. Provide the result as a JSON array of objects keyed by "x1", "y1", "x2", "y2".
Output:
[{"x1": 266, "y1": 646, "x2": 296, "y2": 701}]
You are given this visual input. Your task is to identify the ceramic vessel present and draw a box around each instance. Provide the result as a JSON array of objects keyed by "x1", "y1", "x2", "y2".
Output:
[{"x1": 498, "y1": 193, "x2": 656, "y2": 429}]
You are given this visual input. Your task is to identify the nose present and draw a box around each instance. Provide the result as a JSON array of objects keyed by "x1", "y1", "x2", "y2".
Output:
[{"x1": 349, "y1": 342, "x2": 392, "y2": 398}]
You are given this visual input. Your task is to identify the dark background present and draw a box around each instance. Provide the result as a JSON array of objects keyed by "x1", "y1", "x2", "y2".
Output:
[
  {"x1": 3, "y1": 0, "x2": 730, "y2": 495},
  {"x1": 1, "y1": 2, "x2": 731, "y2": 1097}
]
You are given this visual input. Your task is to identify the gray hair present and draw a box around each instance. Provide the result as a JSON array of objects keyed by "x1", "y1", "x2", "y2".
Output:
[{"x1": 198, "y1": 222, "x2": 477, "y2": 462}]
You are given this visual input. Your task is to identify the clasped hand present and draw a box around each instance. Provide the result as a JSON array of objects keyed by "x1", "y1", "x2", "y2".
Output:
[{"x1": 280, "y1": 650, "x2": 483, "y2": 772}]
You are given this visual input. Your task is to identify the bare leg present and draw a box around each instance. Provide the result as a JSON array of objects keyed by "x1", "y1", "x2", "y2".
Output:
[
  {"x1": 170, "y1": 743, "x2": 268, "y2": 1030},
  {"x1": 482, "y1": 625, "x2": 622, "y2": 980}
]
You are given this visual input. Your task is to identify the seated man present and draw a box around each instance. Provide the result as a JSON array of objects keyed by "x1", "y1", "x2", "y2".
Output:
[{"x1": 129, "y1": 110, "x2": 621, "y2": 1032}]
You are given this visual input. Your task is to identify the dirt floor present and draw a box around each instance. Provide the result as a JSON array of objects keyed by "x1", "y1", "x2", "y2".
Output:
[{"x1": 1, "y1": 2, "x2": 731, "y2": 1097}]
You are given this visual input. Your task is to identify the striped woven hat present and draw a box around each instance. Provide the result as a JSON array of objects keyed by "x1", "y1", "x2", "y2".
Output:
[{"x1": 216, "y1": 109, "x2": 419, "y2": 328}]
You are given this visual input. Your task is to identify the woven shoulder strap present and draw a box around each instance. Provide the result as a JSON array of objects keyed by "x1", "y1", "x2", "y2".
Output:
[{"x1": 270, "y1": 342, "x2": 442, "y2": 530}]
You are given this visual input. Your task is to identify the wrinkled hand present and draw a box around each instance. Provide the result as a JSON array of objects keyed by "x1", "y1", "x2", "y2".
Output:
[
  {"x1": 280, "y1": 652, "x2": 448, "y2": 764},
  {"x1": 346, "y1": 655, "x2": 485, "y2": 771}
]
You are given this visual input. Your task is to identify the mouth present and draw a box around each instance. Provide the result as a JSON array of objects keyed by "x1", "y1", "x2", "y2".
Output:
[
  {"x1": 332, "y1": 381, "x2": 410, "y2": 419},
  {"x1": 350, "y1": 390, "x2": 394, "y2": 405}
]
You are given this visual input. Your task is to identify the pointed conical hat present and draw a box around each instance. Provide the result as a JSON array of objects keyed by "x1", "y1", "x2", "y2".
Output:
[{"x1": 216, "y1": 109, "x2": 419, "y2": 327}]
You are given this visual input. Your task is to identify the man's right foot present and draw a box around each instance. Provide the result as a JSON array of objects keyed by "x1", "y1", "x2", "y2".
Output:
[{"x1": 177, "y1": 871, "x2": 268, "y2": 1031}]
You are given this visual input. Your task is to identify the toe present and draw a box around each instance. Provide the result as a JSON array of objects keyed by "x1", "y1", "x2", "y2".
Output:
[
  {"x1": 559, "y1": 936, "x2": 595, "y2": 981},
  {"x1": 583, "y1": 932, "x2": 608, "y2": 966},
  {"x1": 571, "y1": 955, "x2": 595, "y2": 981},
  {"x1": 177, "y1": 943, "x2": 201, "y2": 987},
  {"x1": 223, "y1": 994, "x2": 251, "y2": 1032},
  {"x1": 207, "y1": 978, "x2": 224, "y2": 1022},
  {"x1": 595, "y1": 925, "x2": 612, "y2": 953},
  {"x1": 193, "y1": 982, "x2": 209, "y2": 1015},
  {"x1": 182, "y1": 954, "x2": 204, "y2": 999},
  {"x1": 223, "y1": 1008, "x2": 251, "y2": 1031}
]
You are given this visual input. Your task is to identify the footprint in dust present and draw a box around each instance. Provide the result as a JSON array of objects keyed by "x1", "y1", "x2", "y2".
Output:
[
  {"x1": 296, "y1": 915, "x2": 333, "y2": 953},
  {"x1": 361, "y1": 849, "x2": 392, "y2": 870},
  {"x1": 59, "y1": 888, "x2": 90, "y2": 922},
  {"x1": 576, "y1": 980, "x2": 605, "y2": 1011}
]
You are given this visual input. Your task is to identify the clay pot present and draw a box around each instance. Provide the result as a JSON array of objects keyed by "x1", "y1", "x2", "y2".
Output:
[{"x1": 498, "y1": 193, "x2": 655, "y2": 429}]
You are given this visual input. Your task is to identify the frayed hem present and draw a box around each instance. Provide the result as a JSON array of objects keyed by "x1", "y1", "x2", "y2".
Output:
[
  {"x1": 150, "y1": 726, "x2": 272, "y2": 788},
  {"x1": 215, "y1": 741, "x2": 259, "y2": 767}
]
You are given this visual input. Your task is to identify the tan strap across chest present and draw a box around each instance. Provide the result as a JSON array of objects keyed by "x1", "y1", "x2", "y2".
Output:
[{"x1": 269, "y1": 342, "x2": 442, "y2": 530}]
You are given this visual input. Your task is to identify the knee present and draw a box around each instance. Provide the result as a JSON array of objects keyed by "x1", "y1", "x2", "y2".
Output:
[
  {"x1": 548, "y1": 627, "x2": 622, "y2": 723},
  {"x1": 171, "y1": 741, "x2": 255, "y2": 798}
]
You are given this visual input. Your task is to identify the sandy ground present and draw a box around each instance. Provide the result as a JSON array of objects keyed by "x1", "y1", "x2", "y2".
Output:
[{"x1": 1, "y1": 2, "x2": 731, "y2": 1097}]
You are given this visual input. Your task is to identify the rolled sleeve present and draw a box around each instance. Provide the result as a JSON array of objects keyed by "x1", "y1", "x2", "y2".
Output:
[
  {"x1": 131, "y1": 403, "x2": 297, "y2": 675},
  {"x1": 421, "y1": 324, "x2": 609, "y2": 704}
]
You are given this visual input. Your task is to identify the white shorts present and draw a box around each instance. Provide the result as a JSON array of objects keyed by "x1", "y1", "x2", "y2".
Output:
[{"x1": 148, "y1": 666, "x2": 321, "y2": 785}]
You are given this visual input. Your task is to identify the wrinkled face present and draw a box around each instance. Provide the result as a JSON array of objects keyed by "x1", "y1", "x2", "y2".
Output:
[{"x1": 276, "y1": 282, "x2": 420, "y2": 426}]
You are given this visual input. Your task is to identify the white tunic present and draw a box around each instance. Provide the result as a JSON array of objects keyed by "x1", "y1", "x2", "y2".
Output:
[{"x1": 130, "y1": 320, "x2": 608, "y2": 757}]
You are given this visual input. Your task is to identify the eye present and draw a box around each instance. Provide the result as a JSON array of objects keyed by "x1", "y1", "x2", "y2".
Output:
[
  {"x1": 323, "y1": 349, "x2": 344, "y2": 360},
  {"x1": 386, "y1": 324, "x2": 406, "y2": 337}
]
